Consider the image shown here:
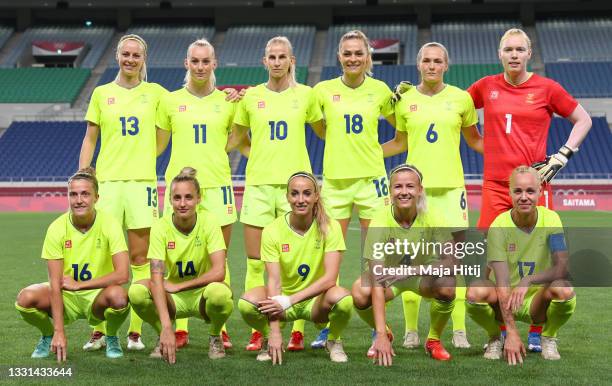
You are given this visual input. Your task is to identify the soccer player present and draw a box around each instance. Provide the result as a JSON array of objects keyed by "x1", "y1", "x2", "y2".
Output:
[
  {"x1": 309, "y1": 30, "x2": 395, "y2": 348},
  {"x1": 382, "y1": 42, "x2": 483, "y2": 350},
  {"x1": 79, "y1": 34, "x2": 166, "y2": 351},
  {"x1": 226, "y1": 36, "x2": 324, "y2": 351},
  {"x1": 467, "y1": 28, "x2": 591, "y2": 350},
  {"x1": 156, "y1": 38, "x2": 237, "y2": 349},
  {"x1": 128, "y1": 168, "x2": 234, "y2": 363},
  {"x1": 466, "y1": 166, "x2": 575, "y2": 363},
  {"x1": 238, "y1": 172, "x2": 352, "y2": 364},
  {"x1": 352, "y1": 164, "x2": 458, "y2": 365},
  {"x1": 15, "y1": 168, "x2": 130, "y2": 360}
]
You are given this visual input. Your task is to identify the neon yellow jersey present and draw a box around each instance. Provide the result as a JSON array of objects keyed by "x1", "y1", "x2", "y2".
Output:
[
  {"x1": 85, "y1": 81, "x2": 167, "y2": 182},
  {"x1": 314, "y1": 77, "x2": 393, "y2": 179},
  {"x1": 41, "y1": 211, "x2": 127, "y2": 282},
  {"x1": 364, "y1": 206, "x2": 452, "y2": 266},
  {"x1": 233, "y1": 83, "x2": 323, "y2": 185},
  {"x1": 157, "y1": 88, "x2": 235, "y2": 189},
  {"x1": 395, "y1": 85, "x2": 478, "y2": 188},
  {"x1": 260, "y1": 214, "x2": 345, "y2": 296},
  {"x1": 147, "y1": 208, "x2": 226, "y2": 284},
  {"x1": 487, "y1": 206, "x2": 565, "y2": 288}
]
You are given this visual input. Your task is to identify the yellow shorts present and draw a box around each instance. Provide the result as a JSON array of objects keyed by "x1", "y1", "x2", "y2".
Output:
[
  {"x1": 42, "y1": 283, "x2": 102, "y2": 325},
  {"x1": 322, "y1": 176, "x2": 390, "y2": 220},
  {"x1": 284, "y1": 297, "x2": 316, "y2": 322},
  {"x1": 171, "y1": 282, "x2": 232, "y2": 320},
  {"x1": 97, "y1": 180, "x2": 159, "y2": 229},
  {"x1": 513, "y1": 287, "x2": 540, "y2": 324},
  {"x1": 240, "y1": 184, "x2": 289, "y2": 227},
  {"x1": 425, "y1": 187, "x2": 469, "y2": 229},
  {"x1": 164, "y1": 185, "x2": 237, "y2": 226},
  {"x1": 391, "y1": 277, "x2": 423, "y2": 298}
]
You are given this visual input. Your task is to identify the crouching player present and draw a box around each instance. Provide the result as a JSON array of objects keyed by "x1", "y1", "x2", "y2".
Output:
[
  {"x1": 352, "y1": 164, "x2": 458, "y2": 365},
  {"x1": 129, "y1": 168, "x2": 233, "y2": 363},
  {"x1": 238, "y1": 172, "x2": 352, "y2": 364},
  {"x1": 466, "y1": 166, "x2": 575, "y2": 363},
  {"x1": 16, "y1": 168, "x2": 130, "y2": 360}
]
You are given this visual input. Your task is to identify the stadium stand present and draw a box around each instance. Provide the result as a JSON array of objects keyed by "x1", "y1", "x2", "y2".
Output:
[
  {"x1": 0, "y1": 26, "x2": 113, "y2": 68},
  {"x1": 431, "y1": 21, "x2": 520, "y2": 64},
  {"x1": 217, "y1": 25, "x2": 315, "y2": 66},
  {"x1": 0, "y1": 68, "x2": 90, "y2": 103},
  {"x1": 324, "y1": 23, "x2": 418, "y2": 66},
  {"x1": 536, "y1": 18, "x2": 612, "y2": 63},
  {"x1": 545, "y1": 62, "x2": 612, "y2": 98},
  {"x1": 0, "y1": 25, "x2": 12, "y2": 52}
]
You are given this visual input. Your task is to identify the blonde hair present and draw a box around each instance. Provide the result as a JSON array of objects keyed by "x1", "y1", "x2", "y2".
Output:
[
  {"x1": 115, "y1": 34, "x2": 148, "y2": 81},
  {"x1": 509, "y1": 165, "x2": 541, "y2": 190},
  {"x1": 170, "y1": 166, "x2": 201, "y2": 196},
  {"x1": 389, "y1": 164, "x2": 427, "y2": 215},
  {"x1": 68, "y1": 167, "x2": 98, "y2": 194},
  {"x1": 183, "y1": 38, "x2": 216, "y2": 88},
  {"x1": 416, "y1": 42, "x2": 450, "y2": 65},
  {"x1": 287, "y1": 172, "x2": 330, "y2": 238},
  {"x1": 264, "y1": 36, "x2": 297, "y2": 87},
  {"x1": 499, "y1": 28, "x2": 532, "y2": 50},
  {"x1": 338, "y1": 30, "x2": 373, "y2": 77}
]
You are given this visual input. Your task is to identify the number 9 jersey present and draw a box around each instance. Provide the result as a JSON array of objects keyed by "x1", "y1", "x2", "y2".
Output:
[
  {"x1": 260, "y1": 214, "x2": 345, "y2": 296},
  {"x1": 85, "y1": 81, "x2": 167, "y2": 182}
]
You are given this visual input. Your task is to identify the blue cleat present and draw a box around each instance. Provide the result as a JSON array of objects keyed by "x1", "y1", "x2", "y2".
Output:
[
  {"x1": 528, "y1": 331, "x2": 542, "y2": 353},
  {"x1": 105, "y1": 336, "x2": 124, "y2": 359},
  {"x1": 31, "y1": 336, "x2": 52, "y2": 358},
  {"x1": 310, "y1": 327, "x2": 330, "y2": 349}
]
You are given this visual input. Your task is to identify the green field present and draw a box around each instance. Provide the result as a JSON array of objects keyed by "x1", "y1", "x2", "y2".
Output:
[{"x1": 1, "y1": 211, "x2": 611, "y2": 385}]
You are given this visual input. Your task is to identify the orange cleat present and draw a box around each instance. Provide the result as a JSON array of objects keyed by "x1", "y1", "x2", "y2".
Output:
[
  {"x1": 287, "y1": 331, "x2": 304, "y2": 351},
  {"x1": 246, "y1": 331, "x2": 263, "y2": 351},
  {"x1": 222, "y1": 330, "x2": 233, "y2": 349},
  {"x1": 175, "y1": 330, "x2": 189, "y2": 349},
  {"x1": 425, "y1": 339, "x2": 451, "y2": 361}
]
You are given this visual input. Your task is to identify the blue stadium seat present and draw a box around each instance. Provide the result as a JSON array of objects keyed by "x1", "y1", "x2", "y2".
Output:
[
  {"x1": 545, "y1": 62, "x2": 612, "y2": 98},
  {"x1": 536, "y1": 19, "x2": 612, "y2": 63},
  {"x1": 0, "y1": 25, "x2": 12, "y2": 52}
]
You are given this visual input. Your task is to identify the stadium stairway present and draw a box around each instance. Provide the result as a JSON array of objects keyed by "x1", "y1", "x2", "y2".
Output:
[
  {"x1": 0, "y1": 31, "x2": 21, "y2": 65},
  {"x1": 306, "y1": 30, "x2": 328, "y2": 87},
  {"x1": 525, "y1": 26, "x2": 545, "y2": 75}
]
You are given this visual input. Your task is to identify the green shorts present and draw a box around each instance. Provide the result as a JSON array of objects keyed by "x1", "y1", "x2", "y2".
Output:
[
  {"x1": 240, "y1": 184, "x2": 289, "y2": 227},
  {"x1": 284, "y1": 297, "x2": 316, "y2": 322},
  {"x1": 171, "y1": 282, "x2": 232, "y2": 320},
  {"x1": 425, "y1": 187, "x2": 468, "y2": 229},
  {"x1": 322, "y1": 176, "x2": 390, "y2": 220},
  {"x1": 97, "y1": 180, "x2": 159, "y2": 229},
  {"x1": 164, "y1": 185, "x2": 237, "y2": 226},
  {"x1": 43, "y1": 283, "x2": 102, "y2": 325}
]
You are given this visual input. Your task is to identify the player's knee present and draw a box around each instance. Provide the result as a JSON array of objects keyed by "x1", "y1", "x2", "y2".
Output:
[
  {"x1": 238, "y1": 298, "x2": 259, "y2": 317},
  {"x1": 351, "y1": 282, "x2": 371, "y2": 309},
  {"x1": 435, "y1": 286, "x2": 456, "y2": 302},
  {"x1": 466, "y1": 286, "x2": 487, "y2": 303},
  {"x1": 128, "y1": 283, "x2": 150, "y2": 307},
  {"x1": 107, "y1": 286, "x2": 129, "y2": 309},
  {"x1": 205, "y1": 283, "x2": 233, "y2": 307},
  {"x1": 549, "y1": 281, "x2": 574, "y2": 301},
  {"x1": 326, "y1": 286, "x2": 351, "y2": 305},
  {"x1": 16, "y1": 288, "x2": 37, "y2": 308},
  {"x1": 332, "y1": 294, "x2": 353, "y2": 316}
]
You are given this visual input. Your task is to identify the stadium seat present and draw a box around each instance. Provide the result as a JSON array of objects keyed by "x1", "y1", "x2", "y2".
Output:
[
  {"x1": 536, "y1": 18, "x2": 612, "y2": 63},
  {"x1": 545, "y1": 62, "x2": 612, "y2": 98},
  {"x1": 0, "y1": 68, "x2": 90, "y2": 103}
]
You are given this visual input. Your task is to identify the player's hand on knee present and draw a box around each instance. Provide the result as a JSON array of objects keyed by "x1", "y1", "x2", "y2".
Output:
[
  {"x1": 373, "y1": 333, "x2": 394, "y2": 367},
  {"x1": 503, "y1": 332, "x2": 526, "y2": 366},
  {"x1": 51, "y1": 331, "x2": 67, "y2": 363},
  {"x1": 269, "y1": 331, "x2": 284, "y2": 365},
  {"x1": 61, "y1": 275, "x2": 80, "y2": 291},
  {"x1": 508, "y1": 282, "x2": 529, "y2": 313},
  {"x1": 160, "y1": 327, "x2": 176, "y2": 364}
]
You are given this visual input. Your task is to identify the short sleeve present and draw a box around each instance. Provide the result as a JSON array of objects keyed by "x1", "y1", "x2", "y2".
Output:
[
  {"x1": 461, "y1": 92, "x2": 479, "y2": 127},
  {"x1": 41, "y1": 221, "x2": 64, "y2": 260},
  {"x1": 85, "y1": 87, "x2": 101, "y2": 125},
  {"x1": 395, "y1": 100, "x2": 407, "y2": 133},
  {"x1": 106, "y1": 216, "x2": 128, "y2": 255},
  {"x1": 379, "y1": 83, "x2": 395, "y2": 118},
  {"x1": 260, "y1": 226, "x2": 280, "y2": 263},
  {"x1": 547, "y1": 80, "x2": 578, "y2": 118},
  {"x1": 467, "y1": 78, "x2": 484, "y2": 109},
  {"x1": 205, "y1": 216, "x2": 226, "y2": 254},
  {"x1": 226, "y1": 102, "x2": 237, "y2": 133},
  {"x1": 486, "y1": 218, "x2": 507, "y2": 263},
  {"x1": 546, "y1": 210, "x2": 567, "y2": 253},
  {"x1": 233, "y1": 97, "x2": 250, "y2": 127},
  {"x1": 147, "y1": 221, "x2": 167, "y2": 261},
  {"x1": 323, "y1": 220, "x2": 346, "y2": 253},
  {"x1": 156, "y1": 94, "x2": 172, "y2": 131},
  {"x1": 305, "y1": 88, "x2": 324, "y2": 124}
]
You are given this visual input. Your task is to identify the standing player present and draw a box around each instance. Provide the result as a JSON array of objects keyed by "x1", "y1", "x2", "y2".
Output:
[
  {"x1": 129, "y1": 168, "x2": 233, "y2": 363},
  {"x1": 79, "y1": 34, "x2": 166, "y2": 351},
  {"x1": 227, "y1": 36, "x2": 324, "y2": 351},
  {"x1": 238, "y1": 172, "x2": 352, "y2": 364},
  {"x1": 156, "y1": 38, "x2": 236, "y2": 349},
  {"x1": 382, "y1": 42, "x2": 483, "y2": 350},
  {"x1": 352, "y1": 164, "x2": 458, "y2": 364},
  {"x1": 467, "y1": 28, "x2": 591, "y2": 350},
  {"x1": 466, "y1": 166, "x2": 575, "y2": 363},
  {"x1": 15, "y1": 168, "x2": 130, "y2": 360}
]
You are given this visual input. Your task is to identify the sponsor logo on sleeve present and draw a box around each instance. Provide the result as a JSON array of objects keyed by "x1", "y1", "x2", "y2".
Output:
[{"x1": 282, "y1": 244, "x2": 290, "y2": 252}]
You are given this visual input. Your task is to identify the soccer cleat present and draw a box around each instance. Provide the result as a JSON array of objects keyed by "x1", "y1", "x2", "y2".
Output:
[
  {"x1": 222, "y1": 330, "x2": 233, "y2": 349},
  {"x1": 31, "y1": 336, "x2": 52, "y2": 358},
  {"x1": 452, "y1": 330, "x2": 471, "y2": 349},
  {"x1": 256, "y1": 338, "x2": 271, "y2": 362},
  {"x1": 82, "y1": 331, "x2": 106, "y2": 351},
  {"x1": 246, "y1": 331, "x2": 263, "y2": 351},
  {"x1": 326, "y1": 339, "x2": 348, "y2": 363},
  {"x1": 175, "y1": 330, "x2": 189, "y2": 349},
  {"x1": 105, "y1": 336, "x2": 123, "y2": 359},
  {"x1": 527, "y1": 331, "x2": 542, "y2": 353},
  {"x1": 310, "y1": 327, "x2": 330, "y2": 349},
  {"x1": 367, "y1": 328, "x2": 394, "y2": 359},
  {"x1": 127, "y1": 332, "x2": 145, "y2": 351},
  {"x1": 425, "y1": 339, "x2": 451, "y2": 361},
  {"x1": 483, "y1": 337, "x2": 503, "y2": 360},
  {"x1": 149, "y1": 339, "x2": 162, "y2": 359},
  {"x1": 287, "y1": 331, "x2": 304, "y2": 351},
  {"x1": 208, "y1": 335, "x2": 226, "y2": 360},
  {"x1": 541, "y1": 336, "x2": 561, "y2": 360},
  {"x1": 402, "y1": 330, "x2": 420, "y2": 349}
]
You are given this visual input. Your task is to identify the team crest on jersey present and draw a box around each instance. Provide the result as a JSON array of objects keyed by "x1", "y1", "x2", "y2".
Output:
[
  {"x1": 64, "y1": 240, "x2": 72, "y2": 248},
  {"x1": 258, "y1": 101, "x2": 265, "y2": 109},
  {"x1": 195, "y1": 236, "x2": 202, "y2": 247},
  {"x1": 367, "y1": 93, "x2": 374, "y2": 103},
  {"x1": 508, "y1": 243, "x2": 516, "y2": 252},
  {"x1": 333, "y1": 94, "x2": 340, "y2": 102},
  {"x1": 489, "y1": 91, "x2": 499, "y2": 100},
  {"x1": 227, "y1": 206, "x2": 233, "y2": 214},
  {"x1": 96, "y1": 238, "x2": 101, "y2": 249},
  {"x1": 445, "y1": 101, "x2": 453, "y2": 111},
  {"x1": 140, "y1": 94, "x2": 148, "y2": 104},
  {"x1": 168, "y1": 241, "x2": 176, "y2": 249},
  {"x1": 525, "y1": 93, "x2": 535, "y2": 104},
  {"x1": 314, "y1": 239, "x2": 321, "y2": 249},
  {"x1": 214, "y1": 104, "x2": 221, "y2": 113},
  {"x1": 107, "y1": 97, "x2": 115, "y2": 105},
  {"x1": 410, "y1": 104, "x2": 417, "y2": 112},
  {"x1": 179, "y1": 105, "x2": 186, "y2": 112},
  {"x1": 291, "y1": 99, "x2": 299, "y2": 109},
  {"x1": 282, "y1": 244, "x2": 290, "y2": 252}
]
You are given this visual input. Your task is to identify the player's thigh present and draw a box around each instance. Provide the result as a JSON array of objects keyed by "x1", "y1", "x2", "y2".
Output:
[
  {"x1": 240, "y1": 185, "x2": 278, "y2": 228},
  {"x1": 426, "y1": 187, "x2": 469, "y2": 229},
  {"x1": 511, "y1": 289, "x2": 538, "y2": 324},
  {"x1": 124, "y1": 180, "x2": 159, "y2": 230},
  {"x1": 91, "y1": 285, "x2": 128, "y2": 318},
  {"x1": 310, "y1": 286, "x2": 351, "y2": 323},
  {"x1": 284, "y1": 297, "x2": 317, "y2": 322},
  {"x1": 478, "y1": 180, "x2": 512, "y2": 230},
  {"x1": 64, "y1": 288, "x2": 103, "y2": 326},
  {"x1": 97, "y1": 181, "x2": 126, "y2": 227},
  {"x1": 321, "y1": 177, "x2": 356, "y2": 220},
  {"x1": 354, "y1": 175, "x2": 391, "y2": 220},
  {"x1": 16, "y1": 282, "x2": 52, "y2": 310},
  {"x1": 200, "y1": 186, "x2": 238, "y2": 226}
]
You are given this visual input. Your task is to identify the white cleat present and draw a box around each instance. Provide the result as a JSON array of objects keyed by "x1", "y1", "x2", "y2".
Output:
[
  {"x1": 326, "y1": 340, "x2": 348, "y2": 363},
  {"x1": 256, "y1": 338, "x2": 271, "y2": 362},
  {"x1": 83, "y1": 331, "x2": 106, "y2": 351},
  {"x1": 452, "y1": 330, "x2": 471, "y2": 349},
  {"x1": 541, "y1": 336, "x2": 561, "y2": 360},
  {"x1": 149, "y1": 338, "x2": 162, "y2": 359},
  {"x1": 402, "y1": 330, "x2": 420, "y2": 349},
  {"x1": 483, "y1": 337, "x2": 503, "y2": 360},
  {"x1": 127, "y1": 332, "x2": 145, "y2": 351},
  {"x1": 209, "y1": 335, "x2": 226, "y2": 360}
]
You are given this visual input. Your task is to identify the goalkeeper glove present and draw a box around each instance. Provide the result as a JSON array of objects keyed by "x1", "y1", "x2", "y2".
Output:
[
  {"x1": 391, "y1": 81, "x2": 413, "y2": 105},
  {"x1": 531, "y1": 145, "x2": 576, "y2": 183}
]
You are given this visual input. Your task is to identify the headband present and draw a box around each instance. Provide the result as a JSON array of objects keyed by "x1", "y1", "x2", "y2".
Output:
[{"x1": 389, "y1": 164, "x2": 423, "y2": 183}]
